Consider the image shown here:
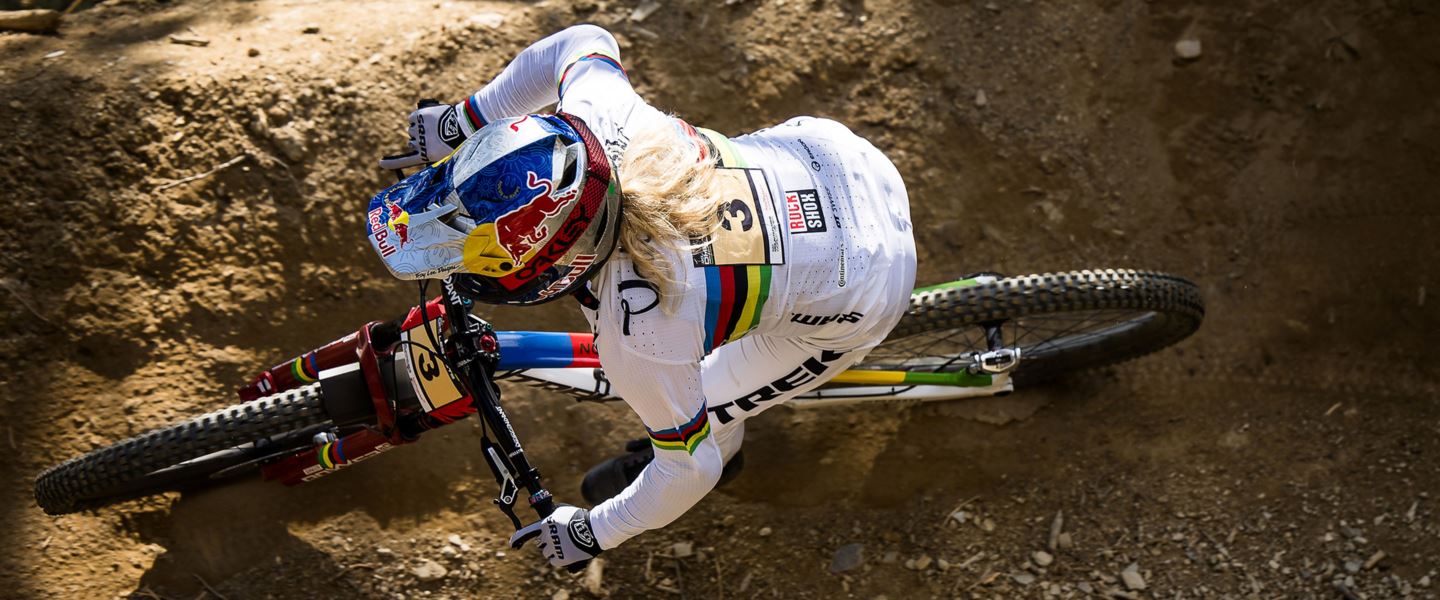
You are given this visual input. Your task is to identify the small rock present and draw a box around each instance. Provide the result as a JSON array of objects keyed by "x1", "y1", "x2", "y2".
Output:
[
  {"x1": 302, "y1": 24, "x2": 321, "y2": 34},
  {"x1": 980, "y1": 518, "x2": 996, "y2": 532},
  {"x1": 1363, "y1": 550, "x2": 1386, "y2": 570},
  {"x1": 412, "y1": 559, "x2": 448, "y2": 581},
  {"x1": 1120, "y1": 564, "x2": 1147, "y2": 591},
  {"x1": 448, "y1": 534, "x2": 470, "y2": 551},
  {"x1": 913, "y1": 555, "x2": 933, "y2": 571},
  {"x1": 881, "y1": 550, "x2": 898, "y2": 564},
  {"x1": 1057, "y1": 532, "x2": 1074, "y2": 549},
  {"x1": 1344, "y1": 560, "x2": 1363, "y2": 573},
  {"x1": 1033, "y1": 550, "x2": 1054, "y2": 567},
  {"x1": 829, "y1": 543, "x2": 864, "y2": 574},
  {"x1": 630, "y1": 0, "x2": 661, "y2": 22},
  {"x1": 758, "y1": 527, "x2": 773, "y2": 537},
  {"x1": 974, "y1": 89, "x2": 988, "y2": 107},
  {"x1": 0, "y1": 9, "x2": 61, "y2": 33},
  {"x1": 584, "y1": 558, "x2": 605, "y2": 596},
  {"x1": 169, "y1": 34, "x2": 210, "y2": 47},
  {"x1": 936, "y1": 558, "x2": 950, "y2": 572},
  {"x1": 1012, "y1": 572, "x2": 1035, "y2": 585},
  {"x1": 468, "y1": 12, "x2": 505, "y2": 28},
  {"x1": 1077, "y1": 581, "x2": 1094, "y2": 594},
  {"x1": 376, "y1": 547, "x2": 394, "y2": 558},
  {"x1": 670, "y1": 541, "x2": 694, "y2": 559},
  {"x1": 551, "y1": 590, "x2": 569, "y2": 600},
  {"x1": 247, "y1": 48, "x2": 260, "y2": 57},
  {"x1": 1419, "y1": 575, "x2": 1431, "y2": 588},
  {"x1": 271, "y1": 125, "x2": 309, "y2": 162},
  {"x1": 43, "y1": 50, "x2": 65, "y2": 59},
  {"x1": 1174, "y1": 38, "x2": 1202, "y2": 60}
]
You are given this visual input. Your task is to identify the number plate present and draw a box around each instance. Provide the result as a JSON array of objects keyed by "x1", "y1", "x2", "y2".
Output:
[
  {"x1": 692, "y1": 168, "x2": 785, "y2": 267},
  {"x1": 402, "y1": 320, "x2": 466, "y2": 412}
]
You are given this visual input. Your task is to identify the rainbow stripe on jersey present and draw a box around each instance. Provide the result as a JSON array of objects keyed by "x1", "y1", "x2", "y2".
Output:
[
  {"x1": 703, "y1": 265, "x2": 772, "y2": 352},
  {"x1": 558, "y1": 52, "x2": 627, "y2": 95},
  {"x1": 646, "y1": 405, "x2": 712, "y2": 454},
  {"x1": 694, "y1": 127, "x2": 776, "y2": 353}
]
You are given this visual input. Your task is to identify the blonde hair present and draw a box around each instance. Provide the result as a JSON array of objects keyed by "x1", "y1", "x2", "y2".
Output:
[{"x1": 617, "y1": 121, "x2": 724, "y2": 301}]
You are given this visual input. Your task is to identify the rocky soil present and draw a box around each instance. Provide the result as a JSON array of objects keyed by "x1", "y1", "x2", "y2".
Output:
[{"x1": 1, "y1": 0, "x2": 1437, "y2": 598}]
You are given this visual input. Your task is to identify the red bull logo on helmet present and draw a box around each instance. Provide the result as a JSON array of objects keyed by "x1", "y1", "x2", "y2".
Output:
[
  {"x1": 495, "y1": 171, "x2": 579, "y2": 262},
  {"x1": 368, "y1": 206, "x2": 397, "y2": 258},
  {"x1": 387, "y1": 202, "x2": 412, "y2": 248}
]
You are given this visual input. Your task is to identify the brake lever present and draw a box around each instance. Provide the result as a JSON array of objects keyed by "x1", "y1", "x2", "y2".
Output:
[
  {"x1": 379, "y1": 99, "x2": 444, "y2": 182},
  {"x1": 483, "y1": 438, "x2": 523, "y2": 529}
]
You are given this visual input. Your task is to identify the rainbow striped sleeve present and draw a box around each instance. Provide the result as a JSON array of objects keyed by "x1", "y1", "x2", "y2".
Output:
[
  {"x1": 557, "y1": 51, "x2": 628, "y2": 95},
  {"x1": 646, "y1": 405, "x2": 712, "y2": 454},
  {"x1": 459, "y1": 95, "x2": 487, "y2": 134},
  {"x1": 702, "y1": 265, "x2": 773, "y2": 352}
]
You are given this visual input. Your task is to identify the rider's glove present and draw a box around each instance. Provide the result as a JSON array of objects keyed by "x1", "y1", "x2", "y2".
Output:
[
  {"x1": 507, "y1": 505, "x2": 603, "y2": 570},
  {"x1": 377, "y1": 99, "x2": 469, "y2": 170}
]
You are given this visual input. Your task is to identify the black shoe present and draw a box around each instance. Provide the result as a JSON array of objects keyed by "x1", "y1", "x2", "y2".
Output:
[{"x1": 580, "y1": 438, "x2": 746, "y2": 505}]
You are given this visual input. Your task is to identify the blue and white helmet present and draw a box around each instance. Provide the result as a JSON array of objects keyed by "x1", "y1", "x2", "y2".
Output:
[{"x1": 365, "y1": 113, "x2": 622, "y2": 305}]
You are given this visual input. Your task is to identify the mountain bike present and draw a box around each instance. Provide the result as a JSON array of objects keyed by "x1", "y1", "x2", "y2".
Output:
[{"x1": 34, "y1": 269, "x2": 1203, "y2": 534}]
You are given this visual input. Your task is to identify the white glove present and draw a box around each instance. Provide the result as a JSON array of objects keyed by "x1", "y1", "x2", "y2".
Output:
[
  {"x1": 507, "y1": 505, "x2": 603, "y2": 570},
  {"x1": 377, "y1": 99, "x2": 469, "y2": 170}
]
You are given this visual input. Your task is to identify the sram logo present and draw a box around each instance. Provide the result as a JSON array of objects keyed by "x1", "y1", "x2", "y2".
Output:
[{"x1": 790, "y1": 311, "x2": 864, "y2": 326}]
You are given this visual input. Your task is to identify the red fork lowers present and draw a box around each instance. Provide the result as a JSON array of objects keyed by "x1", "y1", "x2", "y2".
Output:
[{"x1": 236, "y1": 331, "x2": 362, "y2": 401}]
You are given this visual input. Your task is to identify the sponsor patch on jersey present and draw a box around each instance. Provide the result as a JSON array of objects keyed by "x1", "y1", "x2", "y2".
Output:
[
  {"x1": 692, "y1": 168, "x2": 784, "y2": 267},
  {"x1": 784, "y1": 189, "x2": 827, "y2": 234}
]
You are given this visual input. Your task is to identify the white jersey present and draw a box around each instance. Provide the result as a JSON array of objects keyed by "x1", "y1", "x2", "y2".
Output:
[{"x1": 462, "y1": 25, "x2": 916, "y2": 550}]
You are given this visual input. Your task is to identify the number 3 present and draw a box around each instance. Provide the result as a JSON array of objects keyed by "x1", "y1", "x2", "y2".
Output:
[
  {"x1": 719, "y1": 199, "x2": 754, "y2": 231},
  {"x1": 416, "y1": 352, "x2": 442, "y2": 381}
]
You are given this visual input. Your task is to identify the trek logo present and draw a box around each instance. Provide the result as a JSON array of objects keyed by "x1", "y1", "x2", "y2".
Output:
[
  {"x1": 784, "y1": 189, "x2": 827, "y2": 234},
  {"x1": 495, "y1": 171, "x2": 580, "y2": 262},
  {"x1": 708, "y1": 349, "x2": 847, "y2": 424},
  {"x1": 790, "y1": 311, "x2": 863, "y2": 326}
]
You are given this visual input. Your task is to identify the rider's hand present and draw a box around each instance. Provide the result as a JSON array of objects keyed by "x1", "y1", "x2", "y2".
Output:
[
  {"x1": 377, "y1": 100, "x2": 469, "y2": 170},
  {"x1": 507, "y1": 505, "x2": 603, "y2": 570}
]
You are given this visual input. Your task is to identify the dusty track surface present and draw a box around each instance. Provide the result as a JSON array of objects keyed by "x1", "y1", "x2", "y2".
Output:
[{"x1": 2, "y1": 0, "x2": 1438, "y2": 598}]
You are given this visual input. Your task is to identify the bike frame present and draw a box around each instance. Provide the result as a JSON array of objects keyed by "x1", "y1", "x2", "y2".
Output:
[{"x1": 247, "y1": 293, "x2": 1012, "y2": 486}]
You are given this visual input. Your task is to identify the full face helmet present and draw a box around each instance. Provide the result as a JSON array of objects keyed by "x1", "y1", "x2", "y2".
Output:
[{"x1": 365, "y1": 113, "x2": 622, "y2": 305}]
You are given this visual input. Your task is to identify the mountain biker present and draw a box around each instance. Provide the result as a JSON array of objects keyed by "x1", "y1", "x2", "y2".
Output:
[{"x1": 369, "y1": 24, "x2": 916, "y2": 568}]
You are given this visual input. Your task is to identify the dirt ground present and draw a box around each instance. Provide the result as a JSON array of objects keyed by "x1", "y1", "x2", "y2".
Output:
[{"x1": 1, "y1": 0, "x2": 1437, "y2": 598}]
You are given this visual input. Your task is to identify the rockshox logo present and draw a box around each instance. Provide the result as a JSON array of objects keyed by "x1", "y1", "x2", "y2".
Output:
[
  {"x1": 784, "y1": 189, "x2": 827, "y2": 234},
  {"x1": 790, "y1": 311, "x2": 864, "y2": 326}
]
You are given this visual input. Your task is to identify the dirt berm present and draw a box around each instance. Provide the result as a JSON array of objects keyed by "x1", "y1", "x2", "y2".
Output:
[{"x1": 1, "y1": 0, "x2": 1437, "y2": 598}]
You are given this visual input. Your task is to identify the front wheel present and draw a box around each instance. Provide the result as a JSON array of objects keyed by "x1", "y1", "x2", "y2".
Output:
[
  {"x1": 864, "y1": 269, "x2": 1205, "y2": 385},
  {"x1": 34, "y1": 384, "x2": 336, "y2": 515}
]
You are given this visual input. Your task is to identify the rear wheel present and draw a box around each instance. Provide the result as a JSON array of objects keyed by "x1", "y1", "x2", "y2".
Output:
[
  {"x1": 864, "y1": 269, "x2": 1204, "y2": 385},
  {"x1": 34, "y1": 384, "x2": 337, "y2": 515}
]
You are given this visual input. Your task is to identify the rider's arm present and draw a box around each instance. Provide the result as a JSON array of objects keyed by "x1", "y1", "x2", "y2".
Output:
[
  {"x1": 587, "y1": 336, "x2": 726, "y2": 550},
  {"x1": 456, "y1": 24, "x2": 629, "y2": 135}
]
